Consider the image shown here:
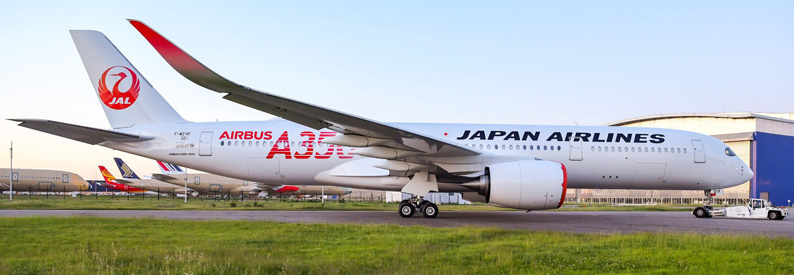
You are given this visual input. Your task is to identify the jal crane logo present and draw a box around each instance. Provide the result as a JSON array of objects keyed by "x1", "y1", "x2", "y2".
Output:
[{"x1": 97, "y1": 66, "x2": 140, "y2": 110}]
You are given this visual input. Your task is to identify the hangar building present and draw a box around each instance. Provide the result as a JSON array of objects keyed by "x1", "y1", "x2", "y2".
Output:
[{"x1": 568, "y1": 112, "x2": 794, "y2": 207}]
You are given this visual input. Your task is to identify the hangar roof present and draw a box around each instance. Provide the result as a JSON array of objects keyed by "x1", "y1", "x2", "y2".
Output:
[
  {"x1": 608, "y1": 112, "x2": 794, "y2": 126},
  {"x1": 606, "y1": 112, "x2": 794, "y2": 138}
]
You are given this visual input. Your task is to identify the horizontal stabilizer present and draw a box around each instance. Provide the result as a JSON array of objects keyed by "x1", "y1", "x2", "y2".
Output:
[
  {"x1": 10, "y1": 119, "x2": 153, "y2": 145},
  {"x1": 151, "y1": 173, "x2": 178, "y2": 181},
  {"x1": 114, "y1": 178, "x2": 133, "y2": 184}
]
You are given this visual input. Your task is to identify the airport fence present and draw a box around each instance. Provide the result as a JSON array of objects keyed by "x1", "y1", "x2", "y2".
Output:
[
  {"x1": 568, "y1": 197, "x2": 751, "y2": 206},
  {"x1": 0, "y1": 189, "x2": 347, "y2": 203}
]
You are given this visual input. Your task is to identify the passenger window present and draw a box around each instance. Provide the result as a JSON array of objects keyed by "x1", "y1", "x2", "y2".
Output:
[
  {"x1": 479, "y1": 144, "x2": 483, "y2": 149},
  {"x1": 523, "y1": 145, "x2": 527, "y2": 150},
  {"x1": 544, "y1": 145, "x2": 548, "y2": 150},
  {"x1": 220, "y1": 141, "x2": 225, "y2": 146},
  {"x1": 624, "y1": 147, "x2": 628, "y2": 152},
  {"x1": 234, "y1": 141, "x2": 239, "y2": 146},
  {"x1": 494, "y1": 145, "x2": 498, "y2": 150},
  {"x1": 487, "y1": 144, "x2": 491, "y2": 150},
  {"x1": 657, "y1": 147, "x2": 661, "y2": 153},
  {"x1": 611, "y1": 147, "x2": 615, "y2": 152},
  {"x1": 651, "y1": 148, "x2": 655, "y2": 153},
  {"x1": 501, "y1": 145, "x2": 505, "y2": 150},
  {"x1": 677, "y1": 148, "x2": 681, "y2": 153},
  {"x1": 631, "y1": 147, "x2": 635, "y2": 152},
  {"x1": 683, "y1": 148, "x2": 687, "y2": 153},
  {"x1": 591, "y1": 146, "x2": 595, "y2": 151},
  {"x1": 509, "y1": 145, "x2": 513, "y2": 150},
  {"x1": 598, "y1": 146, "x2": 602, "y2": 152},
  {"x1": 644, "y1": 147, "x2": 648, "y2": 153},
  {"x1": 664, "y1": 148, "x2": 668, "y2": 153},
  {"x1": 249, "y1": 141, "x2": 253, "y2": 147},
  {"x1": 618, "y1": 147, "x2": 622, "y2": 152},
  {"x1": 256, "y1": 141, "x2": 260, "y2": 147},
  {"x1": 557, "y1": 146, "x2": 561, "y2": 151}
]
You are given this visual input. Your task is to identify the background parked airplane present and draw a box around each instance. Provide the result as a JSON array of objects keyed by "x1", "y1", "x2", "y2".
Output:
[
  {"x1": 154, "y1": 161, "x2": 352, "y2": 197},
  {"x1": 113, "y1": 158, "x2": 189, "y2": 194},
  {"x1": 97, "y1": 166, "x2": 146, "y2": 193},
  {"x1": 0, "y1": 168, "x2": 89, "y2": 192}
]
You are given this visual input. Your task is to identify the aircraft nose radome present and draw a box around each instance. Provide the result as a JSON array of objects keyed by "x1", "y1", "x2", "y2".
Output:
[
  {"x1": 746, "y1": 168, "x2": 754, "y2": 182},
  {"x1": 342, "y1": 188, "x2": 353, "y2": 195}
]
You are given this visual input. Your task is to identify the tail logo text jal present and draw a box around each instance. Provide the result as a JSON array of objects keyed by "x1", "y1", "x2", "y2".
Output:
[{"x1": 98, "y1": 66, "x2": 141, "y2": 110}]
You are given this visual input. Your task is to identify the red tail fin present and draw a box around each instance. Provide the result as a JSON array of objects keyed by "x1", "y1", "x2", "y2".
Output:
[{"x1": 98, "y1": 166, "x2": 117, "y2": 183}]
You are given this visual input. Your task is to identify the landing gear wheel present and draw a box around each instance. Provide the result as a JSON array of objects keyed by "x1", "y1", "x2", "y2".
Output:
[
  {"x1": 399, "y1": 200, "x2": 415, "y2": 218},
  {"x1": 693, "y1": 207, "x2": 709, "y2": 218},
  {"x1": 768, "y1": 211, "x2": 779, "y2": 220},
  {"x1": 421, "y1": 202, "x2": 438, "y2": 218}
]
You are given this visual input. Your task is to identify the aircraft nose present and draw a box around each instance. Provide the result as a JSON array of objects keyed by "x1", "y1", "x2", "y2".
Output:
[
  {"x1": 342, "y1": 188, "x2": 353, "y2": 195},
  {"x1": 745, "y1": 167, "x2": 754, "y2": 182}
]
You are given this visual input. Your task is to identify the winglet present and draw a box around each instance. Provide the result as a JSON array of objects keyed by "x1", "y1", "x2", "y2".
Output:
[{"x1": 128, "y1": 19, "x2": 238, "y2": 93}]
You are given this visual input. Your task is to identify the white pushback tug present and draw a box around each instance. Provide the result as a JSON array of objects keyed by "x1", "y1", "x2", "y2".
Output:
[{"x1": 694, "y1": 198, "x2": 788, "y2": 220}]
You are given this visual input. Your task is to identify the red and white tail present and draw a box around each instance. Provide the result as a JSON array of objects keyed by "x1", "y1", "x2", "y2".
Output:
[
  {"x1": 156, "y1": 160, "x2": 184, "y2": 175},
  {"x1": 70, "y1": 30, "x2": 187, "y2": 129}
]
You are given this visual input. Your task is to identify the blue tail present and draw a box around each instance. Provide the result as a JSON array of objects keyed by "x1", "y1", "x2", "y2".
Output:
[{"x1": 114, "y1": 157, "x2": 140, "y2": 179}]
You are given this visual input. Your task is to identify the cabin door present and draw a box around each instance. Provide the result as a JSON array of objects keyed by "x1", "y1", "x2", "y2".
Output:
[{"x1": 692, "y1": 140, "x2": 706, "y2": 163}]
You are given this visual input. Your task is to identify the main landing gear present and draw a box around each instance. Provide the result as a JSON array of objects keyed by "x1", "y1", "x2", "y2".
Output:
[{"x1": 399, "y1": 196, "x2": 438, "y2": 218}]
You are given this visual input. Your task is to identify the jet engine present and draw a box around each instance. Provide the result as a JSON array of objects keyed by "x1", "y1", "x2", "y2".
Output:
[{"x1": 465, "y1": 160, "x2": 567, "y2": 210}]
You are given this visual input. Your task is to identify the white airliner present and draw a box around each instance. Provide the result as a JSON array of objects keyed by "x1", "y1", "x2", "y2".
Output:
[
  {"x1": 11, "y1": 20, "x2": 753, "y2": 218},
  {"x1": 111, "y1": 158, "x2": 190, "y2": 194},
  {"x1": 154, "y1": 160, "x2": 352, "y2": 197},
  {"x1": 1, "y1": 168, "x2": 89, "y2": 192}
]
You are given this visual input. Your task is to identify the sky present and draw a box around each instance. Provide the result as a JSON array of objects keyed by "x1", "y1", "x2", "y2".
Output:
[{"x1": 0, "y1": 1, "x2": 792, "y2": 179}]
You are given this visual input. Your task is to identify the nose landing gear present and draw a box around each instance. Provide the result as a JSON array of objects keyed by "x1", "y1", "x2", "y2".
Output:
[
  {"x1": 693, "y1": 189, "x2": 718, "y2": 218},
  {"x1": 398, "y1": 196, "x2": 438, "y2": 218}
]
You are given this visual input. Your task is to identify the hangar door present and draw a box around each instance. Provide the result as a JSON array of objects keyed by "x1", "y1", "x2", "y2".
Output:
[{"x1": 692, "y1": 140, "x2": 706, "y2": 163}]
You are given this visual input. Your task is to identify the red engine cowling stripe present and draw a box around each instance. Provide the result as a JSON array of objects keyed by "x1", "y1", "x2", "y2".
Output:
[{"x1": 557, "y1": 163, "x2": 568, "y2": 208}]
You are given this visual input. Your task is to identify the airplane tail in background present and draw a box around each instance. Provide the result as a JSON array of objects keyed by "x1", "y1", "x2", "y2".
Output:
[
  {"x1": 70, "y1": 30, "x2": 188, "y2": 129},
  {"x1": 98, "y1": 166, "x2": 117, "y2": 183},
  {"x1": 114, "y1": 158, "x2": 140, "y2": 179},
  {"x1": 156, "y1": 160, "x2": 184, "y2": 175}
]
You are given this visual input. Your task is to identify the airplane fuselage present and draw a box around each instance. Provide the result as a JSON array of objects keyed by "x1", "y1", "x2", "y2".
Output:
[
  {"x1": 0, "y1": 168, "x2": 89, "y2": 192},
  {"x1": 103, "y1": 120, "x2": 751, "y2": 193}
]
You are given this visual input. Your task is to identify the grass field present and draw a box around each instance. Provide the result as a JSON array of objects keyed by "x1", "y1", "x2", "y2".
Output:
[
  {"x1": 0, "y1": 217, "x2": 791, "y2": 274},
  {"x1": 0, "y1": 195, "x2": 697, "y2": 212}
]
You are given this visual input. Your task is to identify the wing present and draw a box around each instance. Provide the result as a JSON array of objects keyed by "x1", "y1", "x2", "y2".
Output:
[
  {"x1": 10, "y1": 119, "x2": 153, "y2": 145},
  {"x1": 128, "y1": 19, "x2": 480, "y2": 159}
]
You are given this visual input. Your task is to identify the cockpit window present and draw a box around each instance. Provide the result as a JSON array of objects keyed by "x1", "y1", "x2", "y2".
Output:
[{"x1": 724, "y1": 147, "x2": 737, "y2": 157}]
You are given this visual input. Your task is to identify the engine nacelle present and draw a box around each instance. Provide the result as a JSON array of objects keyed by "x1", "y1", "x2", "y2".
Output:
[{"x1": 485, "y1": 160, "x2": 567, "y2": 210}]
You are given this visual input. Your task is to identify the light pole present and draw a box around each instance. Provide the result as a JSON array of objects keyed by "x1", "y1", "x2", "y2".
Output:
[
  {"x1": 183, "y1": 168, "x2": 188, "y2": 203},
  {"x1": 9, "y1": 142, "x2": 13, "y2": 201}
]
